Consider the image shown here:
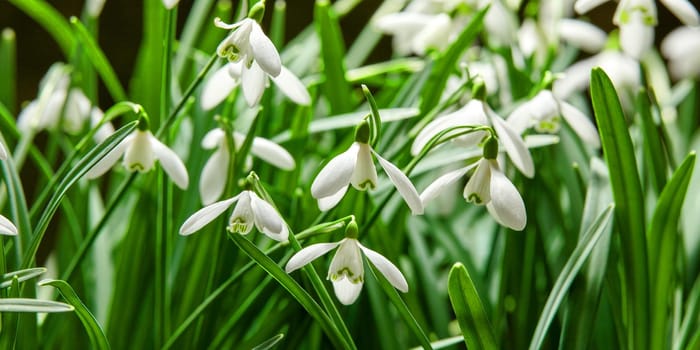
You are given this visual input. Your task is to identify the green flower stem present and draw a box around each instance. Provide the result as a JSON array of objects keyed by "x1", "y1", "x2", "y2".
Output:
[
  {"x1": 228, "y1": 232, "x2": 352, "y2": 350},
  {"x1": 249, "y1": 176, "x2": 357, "y2": 349}
]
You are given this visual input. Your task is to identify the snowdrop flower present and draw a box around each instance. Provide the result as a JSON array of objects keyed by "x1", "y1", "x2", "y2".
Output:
[
  {"x1": 374, "y1": 13, "x2": 453, "y2": 56},
  {"x1": 18, "y1": 86, "x2": 92, "y2": 135},
  {"x1": 85, "y1": 126, "x2": 189, "y2": 189},
  {"x1": 285, "y1": 220, "x2": 408, "y2": 305},
  {"x1": 661, "y1": 26, "x2": 700, "y2": 79},
  {"x1": 310, "y1": 122, "x2": 423, "y2": 214},
  {"x1": 553, "y1": 50, "x2": 639, "y2": 101},
  {"x1": 200, "y1": 60, "x2": 310, "y2": 108},
  {"x1": 614, "y1": 0, "x2": 656, "y2": 59},
  {"x1": 179, "y1": 189, "x2": 288, "y2": 242},
  {"x1": 420, "y1": 139, "x2": 526, "y2": 230},
  {"x1": 199, "y1": 128, "x2": 295, "y2": 205},
  {"x1": 557, "y1": 19, "x2": 607, "y2": 54},
  {"x1": 215, "y1": 16, "x2": 281, "y2": 75},
  {"x1": 507, "y1": 89, "x2": 600, "y2": 147},
  {"x1": 483, "y1": 0, "x2": 519, "y2": 46},
  {"x1": 0, "y1": 215, "x2": 18, "y2": 236},
  {"x1": 412, "y1": 97, "x2": 535, "y2": 178}
]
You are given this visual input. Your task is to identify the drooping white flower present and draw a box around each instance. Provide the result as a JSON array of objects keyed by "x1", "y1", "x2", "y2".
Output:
[
  {"x1": 420, "y1": 157, "x2": 527, "y2": 230},
  {"x1": 85, "y1": 129, "x2": 189, "y2": 189},
  {"x1": 179, "y1": 190, "x2": 288, "y2": 242},
  {"x1": 200, "y1": 61, "x2": 310, "y2": 109},
  {"x1": 310, "y1": 140, "x2": 424, "y2": 214},
  {"x1": 507, "y1": 90, "x2": 600, "y2": 147},
  {"x1": 0, "y1": 215, "x2": 18, "y2": 236},
  {"x1": 374, "y1": 12, "x2": 453, "y2": 56},
  {"x1": 17, "y1": 64, "x2": 115, "y2": 139},
  {"x1": 557, "y1": 19, "x2": 607, "y2": 53},
  {"x1": 215, "y1": 17, "x2": 281, "y2": 77},
  {"x1": 285, "y1": 237, "x2": 408, "y2": 305},
  {"x1": 412, "y1": 98, "x2": 535, "y2": 178},
  {"x1": 575, "y1": 0, "x2": 699, "y2": 26},
  {"x1": 661, "y1": 26, "x2": 700, "y2": 79},
  {"x1": 553, "y1": 50, "x2": 640, "y2": 101},
  {"x1": 199, "y1": 128, "x2": 295, "y2": 205},
  {"x1": 614, "y1": 0, "x2": 656, "y2": 59}
]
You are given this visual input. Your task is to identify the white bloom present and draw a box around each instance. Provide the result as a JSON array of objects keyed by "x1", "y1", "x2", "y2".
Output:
[
  {"x1": 199, "y1": 128, "x2": 295, "y2": 205},
  {"x1": 412, "y1": 99, "x2": 535, "y2": 178},
  {"x1": 0, "y1": 214, "x2": 18, "y2": 236},
  {"x1": 614, "y1": 0, "x2": 656, "y2": 59},
  {"x1": 310, "y1": 142, "x2": 424, "y2": 214},
  {"x1": 374, "y1": 13, "x2": 452, "y2": 56},
  {"x1": 85, "y1": 129, "x2": 189, "y2": 189},
  {"x1": 215, "y1": 18, "x2": 281, "y2": 77},
  {"x1": 18, "y1": 87, "x2": 92, "y2": 135},
  {"x1": 200, "y1": 61, "x2": 310, "y2": 109},
  {"x1": 661, "y1": 26, "x2": 700, "y2": 79},
  {"x1": 507, "y1": 90, "x2": 600, "y2": 147},
  {"x1": 420, "y1": 157, "x2": 527, "y2": 230},
  {"x1": 89, "y1": 107, "x2": 116, "y2": 144},
  {"x1": 483, "y1": 0, "x2": 519, "y2": 46},
  {"x1": 179, "y1": 190, "x2": 288, "y2": 242},
  {"x1": 285, "y1": 238, "x2": 408, "y2": 305},
  {"x1": 553, "y1": 50, "x2": 639, "y2": 100},
  {"x1": 557, "y1": 19, "x2": 607, "y2": 53}
]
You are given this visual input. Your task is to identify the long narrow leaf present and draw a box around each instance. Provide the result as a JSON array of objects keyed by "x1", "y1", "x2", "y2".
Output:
[
  {"x1": 448, "y1": 262, "x2": 498, "y2": 350},
  {"x1": 0, "y1": 298, "x2": 74, "y2": 313},
  {"x1": 528, "y1": 204, "x2": 614, "y2": 350},
  {"x1": 39, "y1": 279, "x2": 110, "y2": 350},
  {"x1": 590, "y1": 67, "x2": 650, "y2": 350},
  {"x1": 648, "y1": 152, "x2": 695, "y2": 350},
  {"x1": 314, "y1": 0, "x2": 353, "y2": 114}
]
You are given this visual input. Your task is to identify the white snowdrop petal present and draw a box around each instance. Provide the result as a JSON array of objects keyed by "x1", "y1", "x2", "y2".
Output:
[
  {"x1": 660, "y1": 0, "x2": 699, "y2": 25},
  {"x1": 250, "y1": 137, "x2": 295, "y2": 170},
  {"x1": 199, "y1": 148, "x2": 229, "y2": 205},
  {"x1": 250, "y1": 22, "x2": 282, "y2": 77},
  {"x1": 318, "y1": 186, "x2": 349, "y2": 211},
  {"x1": 285, "y1": 242, "x2": 340, "y2": 273},
  {"x1": 420, "y1": 166, "x2": 473, "y2": 205},
  {"x1": 179, "y1": 196, "x2": 239, "y2": 235},
  {"x1": 151, "y1": 136, "x2": 189, "y2": 189},
  {"x1": 250, "y1": 192, "x2": 288, "y2": 242},
  {"x1": 201, "y1": 65, "x2": 239, "y2": 111},
  {"x1": 333, "y1": 277, "x2": 364, "y2": 305},
  {"x1": 241, "y1": 61, "x2": 268, "y2": 107},
  {"x1": 90, "y1": 108, "x2": 115, "y2": 144},
  {"x1": 350, "y1": 144, "x2": 378, "y2": 191},
  {"x1": 558, "y1": 19, "x2": 607, "y2": 53},
  {"x1": 359, "y1": 244, "x2": 409, "y2": 292},
  {"x1": 491, "y1": 114, "x2": 535, "y2": 178},
  {"x1": 619, "y1": 12, "x2": 653, "y2": 60},
  {"x1": 412, "y1": 100, "x2": 488, "y2": 155},
  {"x1": 311, "y1": 143, "x2": 360, "y2": 198},
  {"x1": 85, "y1": 135, "x2": 132, "y2": 179},
  {"x1": 374, "y1": 150, "x2": 424, "y2": 215},
  {"x1": 464, "y1": 158, "x2": 492, "y2": 205},
  {"x1": 560, "y1": 102, "x2": 601, "y2": 148},
  {"x1": 201, "y1": 128, "x2": 226, "y2": 149},
  {"x1": 270, "y1": 66, "x2": 311, "y2": 105},
  {"x1": 0, "y1": 214, "x2": 18, "y2": 236},
  {"x1": 574, "y1": 0, "x2": 608, "y2": 14},
  {"x1": 17, "y1": 100, "x2": 39, "y2": 133},
  {"x1": 553, "y1": 57, "x2": 597, "y2": 99},
  {"x1": 488, "y1": 166, "x2": 526, "y2": 231}
]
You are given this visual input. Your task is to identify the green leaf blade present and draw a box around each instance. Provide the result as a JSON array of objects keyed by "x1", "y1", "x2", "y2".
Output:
[{"x1": 447, "y1": 262, "x2": 498, "y2": 350}]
